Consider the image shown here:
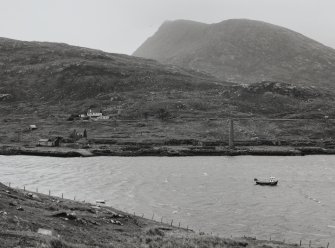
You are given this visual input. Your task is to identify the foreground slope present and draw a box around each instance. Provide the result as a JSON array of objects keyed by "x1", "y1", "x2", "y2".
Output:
[
  {"x1": 0, "y1": 182, "x2": 308, "y2": 247},
  {"x1": 134, "y1": 19, "x2": 335, "y2": 90}
]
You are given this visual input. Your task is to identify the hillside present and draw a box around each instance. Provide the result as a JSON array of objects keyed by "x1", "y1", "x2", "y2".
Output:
[
  {"x1": 133, "y1": 19, "x2": 335, "y2": 90},
  {"x1": 1, "y1": 37, "x2": 335, "y2": 146},
  {"x1": 0, "y1": 37, "x2": 224, "y2": 102}
]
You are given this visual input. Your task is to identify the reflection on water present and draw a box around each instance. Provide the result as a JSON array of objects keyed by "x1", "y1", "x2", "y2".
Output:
[{"x1": 1, "y1": 155, "x2": 335, "y2": 245}]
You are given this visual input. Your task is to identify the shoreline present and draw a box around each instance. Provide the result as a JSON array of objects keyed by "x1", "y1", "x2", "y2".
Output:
[{"x1": 1, "y1": 144, "x2": 335, "y2": 157}]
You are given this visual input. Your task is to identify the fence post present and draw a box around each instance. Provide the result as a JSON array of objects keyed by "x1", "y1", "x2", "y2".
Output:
[
  {"x1": 151, "y1": 213, "x2": 154, "y2": 220},
  {"x1": 327, "y1": 242, "x2": 329, "y2": 248},
  {"x1": 23, "y1": 186, "x2": 25, "y2": 191},
  {"x1": 49, "y1": 190, "x2": 51, "y2": 196},
  {"x1": 161, "y1": 217, "x2": 163, "y2": 223},
  {"x1": 8, "y1": 182, "x2": 11, "y2": 187},
  {"x1": 36, "y1": 187, "x2": 38, "y2": 193},
  {"x1": 300, "y1": 240, "x2": 302, "y2": 246},
  {"x1": 178, "y1": 222, "x2": 180, "y2": 228},
  {"x1": 309, "y1": 240, "x2": 311, "y2": 248},
  {"x1": 62, "y1": 193, "x2": 63, "y2": 199},
  {"x1": 170, "y1": 219, "x2": 173, "y2": 226}
]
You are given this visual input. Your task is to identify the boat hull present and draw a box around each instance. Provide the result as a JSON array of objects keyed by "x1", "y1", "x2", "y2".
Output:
[{"x1": 255, "y1": 181, "x2": 278, "y2": 186}]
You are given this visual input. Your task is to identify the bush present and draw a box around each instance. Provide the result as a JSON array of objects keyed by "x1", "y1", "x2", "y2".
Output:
[
  {"x1": 47, "y1": 239, "x2": 78, "y2": 248},
  {"x1": 157, "y1": 108, "x2": 171, "y2": 121}
]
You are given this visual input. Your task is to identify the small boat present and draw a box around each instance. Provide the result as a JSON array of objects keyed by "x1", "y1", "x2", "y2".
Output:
[
  {"x1": 254, "y1": 177, "x2": 278, "y2": 186},
  {"x1": 95, "y1": 200, "x2": 106, "y2": 206}
]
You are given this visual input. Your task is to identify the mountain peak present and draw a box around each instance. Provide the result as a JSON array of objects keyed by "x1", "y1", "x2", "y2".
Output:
[{"x1": 134, "y1": 19, "x2": 335, "y2": 90}]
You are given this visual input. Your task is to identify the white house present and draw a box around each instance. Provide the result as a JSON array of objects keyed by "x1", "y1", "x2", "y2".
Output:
[
  {"x1": 29, "y1": 125, "x2": 37, "y2": 130},
  {"x1": 87, "y1": 109, "x2": 102, "y2": 118}
]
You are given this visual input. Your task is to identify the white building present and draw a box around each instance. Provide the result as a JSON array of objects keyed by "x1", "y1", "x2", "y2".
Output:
[
  {"x1": 87, "y1": 109, "x2": 103, "y2": 118},
  {"x1": 97, "y1": 115, "x2": 110, "y2": 120},
  {"x1": 29, "y1": 125, "x2": 37, "y2": 130}
]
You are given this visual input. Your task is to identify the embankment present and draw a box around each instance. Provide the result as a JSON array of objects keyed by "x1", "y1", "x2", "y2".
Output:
[
  {"x1": 0, "y1": 145, "x2": 93, "y2": 157},
  {"x1": 1, "y1": 144, "x2": 335, "y2": 157}
]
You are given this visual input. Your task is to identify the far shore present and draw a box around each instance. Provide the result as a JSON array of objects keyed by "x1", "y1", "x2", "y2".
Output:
[{"x1": 1, "y1": 143, "x2": 335, "y2": 158}]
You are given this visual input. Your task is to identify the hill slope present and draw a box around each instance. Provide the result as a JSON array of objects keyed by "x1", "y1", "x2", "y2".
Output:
[
  {"x1": 133, "y1": 19, "x2": 335, "y2": 90},
  {"x1": 0, "y1": 37, "x2": 223, "y2": 102},
  {"x1": 1, "y1": 37, "x2": 335, "y2": 145}
]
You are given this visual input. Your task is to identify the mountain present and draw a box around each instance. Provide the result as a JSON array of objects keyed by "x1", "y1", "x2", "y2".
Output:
[{"x1": 133, "y1": 19, "x2": 335, "y2": 90}]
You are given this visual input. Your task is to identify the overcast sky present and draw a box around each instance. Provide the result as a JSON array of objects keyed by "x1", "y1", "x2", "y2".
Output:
[{"x1": 1, "y1": 0, "x2": 334, "y2": 55}]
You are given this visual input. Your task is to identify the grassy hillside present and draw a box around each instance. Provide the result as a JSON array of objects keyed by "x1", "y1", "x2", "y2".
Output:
[
  {"x1": 0, "y1": 37, "x2": 224, "y2": 102},
  {"x1": 134, "y1": 19, "x2": 335, "y2": 90},
  {"x1": 1, "y1": 38, "x2": 335, "y2": 146}
]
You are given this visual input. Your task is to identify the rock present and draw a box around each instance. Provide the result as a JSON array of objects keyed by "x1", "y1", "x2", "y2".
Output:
[
  {"x1": 87, "y1": 208, "x2": 96, "y2": 214},
  {"x1": 32, "y1": 194, "x2": 40, "y2": 200},
  {"x1": 16, "y1": 206, "x2": 24, "y2": 211},
  {"x1": 26, "y1": 193, "x2": 33, "y2": 198},
  {"x1": 9, "y1": 202, "x2": 17, "y2": 206},
  {"x1": 51, "y1": 211, "x2": 77, "y2": 220},
  {"x1": 103, "y1": 209, "x2": 124, "y2": 218},
  {"x1": 110, "y1": 219, "x2": 123, "y2": 225},
  {"x1": 67, "y1": 212, "x2": 77, "y2": 220},
  {"x1": 25, "y1": 192, "x2": 40, "y2": 200},
  {"x1": 37, "y1": 228, "x2": 53, "y2": 236},
  {"x1": 89, "y1": 220, "x2": 99, "y2": 225}
]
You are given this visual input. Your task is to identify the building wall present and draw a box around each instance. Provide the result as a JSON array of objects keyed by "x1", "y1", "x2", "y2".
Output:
[{"x1": 88, "y1": 113, "x2": 102, "y2": 117}]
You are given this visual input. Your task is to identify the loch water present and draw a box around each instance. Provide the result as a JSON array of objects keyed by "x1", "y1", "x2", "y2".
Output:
[{"x1": 1, "y1": 155, "x2": 335, "y2": 245}]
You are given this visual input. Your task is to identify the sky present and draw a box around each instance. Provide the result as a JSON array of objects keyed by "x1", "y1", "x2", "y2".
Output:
[{"x1": 1, "y1": 0, "x2": 334, "y2": 55}]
